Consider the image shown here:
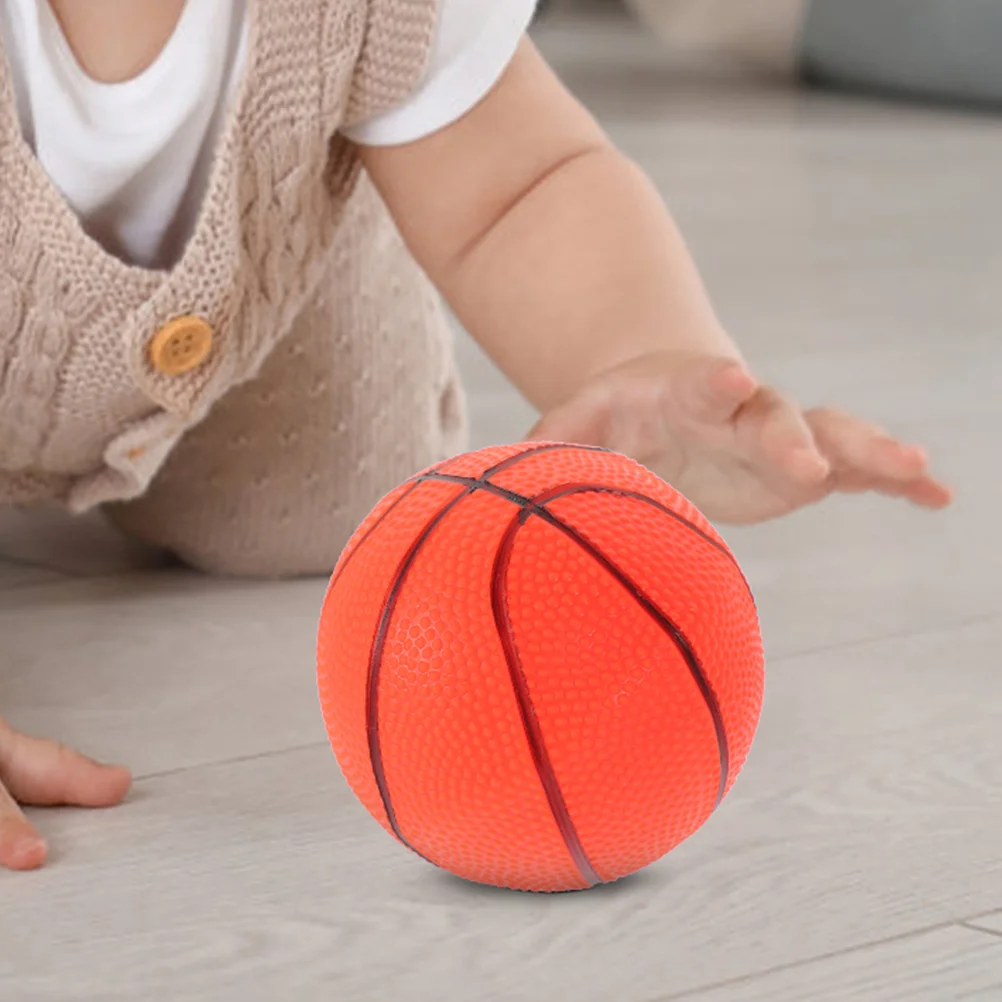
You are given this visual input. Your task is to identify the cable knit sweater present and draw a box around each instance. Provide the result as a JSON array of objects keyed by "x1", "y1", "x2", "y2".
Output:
[{"x1": 0, "y1": 0, "x2": 467, "y2": 575}]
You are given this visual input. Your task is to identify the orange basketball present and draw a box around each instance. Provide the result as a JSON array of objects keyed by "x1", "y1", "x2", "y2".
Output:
[{"x1": 317, "y1": 443, "x2": 764, "y2": 892}]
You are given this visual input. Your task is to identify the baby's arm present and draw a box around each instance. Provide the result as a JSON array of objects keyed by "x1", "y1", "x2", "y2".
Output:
[
  {"x1": 360, "y1": 40, "x2": 950, "y2": 523},
  {"x1": 363, "y1": 42, "x2": 732, "y2": 410}
]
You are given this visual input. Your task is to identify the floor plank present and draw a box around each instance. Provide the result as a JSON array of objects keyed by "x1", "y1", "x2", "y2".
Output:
[
  {"x1": 0, "y1": 558, "x2": 66, "y2": 591},
  {"x1": 967, "y1": 912, "x2": 1002, "y2": 938},
  {"x1": 2, "y1": 613, "x2": 1001, "y2": 1001},
  {"x1": 0, "y1": 507, "x2": 165, "y2": 577},
  {"x1": 0, "y1": 572, "x2": 330, "y2": 775},
  {"x1": 668, "y1": 925, "x2": 1002, "y2": 1002}
]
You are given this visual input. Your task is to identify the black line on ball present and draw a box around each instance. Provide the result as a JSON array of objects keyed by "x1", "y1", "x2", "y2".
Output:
[
  {"x1": 425, "y1": 475, "x2": 741, "y2": 570},
  {"x1": 417, "y1": 472, "x2": 732, "y2": 809},
  {"x1": 491, "y1": 509, "x2": 604, "y2": 889},
  {"x1": 326, "y1": 452, "x2": 462, "y2": 592},
  {"x1": 535, "y1": 486, "x2": 738, "y2": 565},
  {"x1": 326, "y1": 479, "x2": 426, "y2": 593},
  {"x1": 363, "y1": 443, "x2": 731, "y2": 880},
  {"x1": 366, "y1": 486, "x2": 470, "y2": 856},
  {"x1": 364, "y1": 444, "x2": 603, "y2": 858},
  {"x1": 335, "y1": 444, "x2": 609, "y2": 593},
  {"x1": 528, "y1": 484, "x2": 731, "y2": 810}
]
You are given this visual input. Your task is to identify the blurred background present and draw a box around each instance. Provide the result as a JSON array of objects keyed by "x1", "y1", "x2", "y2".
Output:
[{"x1": 542, "y1": 0, "x2": 1002, "y2": 109}]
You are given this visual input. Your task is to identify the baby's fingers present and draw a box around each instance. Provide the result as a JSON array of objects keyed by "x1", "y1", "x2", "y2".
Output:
[
  {"x1": 0, "y1": 722, "x2": 132, "y2": 810},
  {"x1": 735, "y1": 388, "x2": 830, "y2": 484},
  {"x1": 0, "y1": 782, "x2": 46, "y2": 871},
  {"x1": 806, "y1": 408, "x2": 953, "y2": 508}
]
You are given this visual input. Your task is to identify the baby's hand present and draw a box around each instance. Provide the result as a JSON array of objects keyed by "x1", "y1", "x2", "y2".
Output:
[
  {"x1": 530, "y1": 351, "x2": 952, "y2": 524},
  {"x1": 0, "y1": 716, "x2": 131, "y2": 870}
]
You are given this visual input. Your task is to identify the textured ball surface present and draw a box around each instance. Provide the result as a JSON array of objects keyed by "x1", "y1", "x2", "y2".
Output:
[{"x1": 317, "y1": 443, "x2": 764, "y2": 892}]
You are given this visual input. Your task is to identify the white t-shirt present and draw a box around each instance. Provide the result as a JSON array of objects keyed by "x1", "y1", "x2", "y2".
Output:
[{"x1": 0, "y1": 0, "x2": 536, "y2": 269}]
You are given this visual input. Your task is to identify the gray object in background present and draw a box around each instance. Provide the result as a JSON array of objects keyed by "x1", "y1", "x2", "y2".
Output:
[{"x1": 803, "y1": 0, "x2": 1002, "y2": 106}]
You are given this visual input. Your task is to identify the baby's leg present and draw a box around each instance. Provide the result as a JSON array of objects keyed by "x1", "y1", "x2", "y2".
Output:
[
  {"x1": 625, "y1": 0, "x2": 809, "y2": 76},
  {"x1": 107, "y1": 199, "x2": 465, "y2": 578}
]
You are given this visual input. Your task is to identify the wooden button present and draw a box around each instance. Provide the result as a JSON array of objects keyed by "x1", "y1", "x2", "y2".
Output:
[{"x1": 148, "y1": 316, "x2": 214, "y2": 376}]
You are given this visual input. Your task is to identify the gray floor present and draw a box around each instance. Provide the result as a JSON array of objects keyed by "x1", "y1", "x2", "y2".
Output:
[{"x1": 2, "y1": 11, "x2": 1002, "y2": 1002}]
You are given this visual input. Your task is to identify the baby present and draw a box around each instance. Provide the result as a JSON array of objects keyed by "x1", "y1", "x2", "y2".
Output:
[{"x1": 0, "y1": 0, "x2": 950, "y2": 870}]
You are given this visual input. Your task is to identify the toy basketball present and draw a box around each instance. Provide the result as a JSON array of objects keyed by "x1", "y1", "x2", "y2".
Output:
[{"x1": 317, "y1": 442, "x2": 764, "y2": 892}]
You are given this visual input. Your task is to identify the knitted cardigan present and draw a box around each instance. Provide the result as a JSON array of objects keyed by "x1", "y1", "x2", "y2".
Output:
[{"x1": 0, "y1": 0, "x2": 467, "y2": 574}]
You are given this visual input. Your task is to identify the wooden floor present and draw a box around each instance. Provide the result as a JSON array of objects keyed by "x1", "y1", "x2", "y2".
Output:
[{"x1": 2, "y1": 11, "x2": 1002, "y2": 1002}]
